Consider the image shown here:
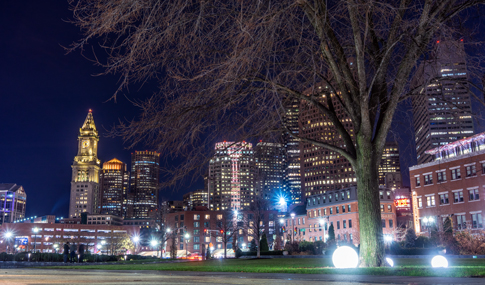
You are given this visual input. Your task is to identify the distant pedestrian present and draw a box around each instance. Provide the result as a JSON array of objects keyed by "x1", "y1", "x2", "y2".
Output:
[
  {"x1": 63, "y1": 242, "x2": 70, "y2": 263},
  {"x1": 78, "y1": 244, "x2": 85, "y2": 263},
  {"x1": 70, "y1": 243, "x2": 77, "y2": 263}
]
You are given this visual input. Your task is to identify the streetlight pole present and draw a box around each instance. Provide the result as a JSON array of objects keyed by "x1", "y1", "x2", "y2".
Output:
[
  {"x1": 184, "y1": 233, "x2": 190, "y2": 259},
  {"x1": 101, "y1": 240, "x2": 106, "y2": 255},
  {"x1": 4, "y1": 232, "x2": 13, "y2": 254},
  {"x1": 319, "y1": 218, "x2": 326, "y2": 243},
  {"x1": 423, "y1": 216, "x2": 434, "y2": 238},
  {"x1": 290, "y1": 213, "x2": 295, "y2": 243},
  {"x1": 32, "y1": 227, "x2": 39, "y2": 253},
  {"x1": 132, "y1": 236, "x2": 140, "y2": 255}
]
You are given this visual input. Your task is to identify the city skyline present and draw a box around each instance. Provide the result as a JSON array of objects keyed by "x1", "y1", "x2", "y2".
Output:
[{"x1": 4, "y1": 1, "x2": 483, "y2": 221}]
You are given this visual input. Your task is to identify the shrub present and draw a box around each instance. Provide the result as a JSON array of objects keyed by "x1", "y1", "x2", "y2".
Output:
[
  {"x1": 239, "y1": 250, "x2": 284, "y2": 257},
  {"x1": 260, "y1": 234, "x2": 269, "y2": 252}
]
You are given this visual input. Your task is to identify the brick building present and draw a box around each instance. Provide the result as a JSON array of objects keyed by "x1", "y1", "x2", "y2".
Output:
[
  {"x1": 282, "y1": 186, "x2": 397, "y2": 245},
  {"x1": 163, "y1": 208, "x2": 282, "y2": 257},
  {"x1": 410, "y1": 132, "x2": 485, "y2": 235}
]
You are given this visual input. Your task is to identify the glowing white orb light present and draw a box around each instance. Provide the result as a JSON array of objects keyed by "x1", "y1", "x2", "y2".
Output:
[
  {"x1": 332, "y1": 246, "x2": 359, "y2": 268},
  {"x1": 386, "y1": 257, "x2": 394, "y2": 267},
  {"x1": 431, "y1": 255, "x2": 448, "y2": 268}
]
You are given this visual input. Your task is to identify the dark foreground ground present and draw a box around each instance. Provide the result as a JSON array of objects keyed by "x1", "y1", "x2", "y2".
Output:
[{"x1": 1, "y1": 268, "x2": 484, "y2": 285}]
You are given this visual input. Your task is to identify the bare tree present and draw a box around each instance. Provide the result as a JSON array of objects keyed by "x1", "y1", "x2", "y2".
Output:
[
  {"x1": 247, "y1": 198, "x2": 268, "y2": 258},
  {"x1": 69, "y1": 0, "x2": 485, "y2": 266},
  {"x1": 153, "y1": 201, "x2": 171, "y2": 255},
  {"x1": 216, "y1": 210, "x2": 239, "y2": 258}
]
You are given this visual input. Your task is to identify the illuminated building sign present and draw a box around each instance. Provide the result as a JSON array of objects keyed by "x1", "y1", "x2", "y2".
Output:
[{"x1": 394, "y1": 198, "x2": 411, "y2": 209}]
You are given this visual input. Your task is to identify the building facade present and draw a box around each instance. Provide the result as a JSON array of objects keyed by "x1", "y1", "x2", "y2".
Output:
[
  {"x1": 282, "y1": 186, "x2": 397, "y2": 245},
  {"x1": 0, "y1": 183, "x2": 27, "y2": 225},
  {"x1": 411, "y1": 40, "x2": 474, "y2": 164},
  {"x1": 254, "y1": 142, "x2": 286, "y2": 202},
  {"x1": 207, "y1": 142, "x2": 256, "y2": 211},
  {"x1": 163, "y1": 209, "x2": 282, "y2": 257},
  {"x1": 130, "y1": 151, "x2": 161, "y2": 219},
  {"x1": 410, "y1": 132, "x2": 485, "y2": 235},
  {"x1": 99, "y1": 158, "x2": 130, "y2": 217},
  {"x1": 0, "y1": 220, "x2": 139, "y2": 254},
  {"x1": 69, "y1": 110, "x2": 101, "y2": 218}
]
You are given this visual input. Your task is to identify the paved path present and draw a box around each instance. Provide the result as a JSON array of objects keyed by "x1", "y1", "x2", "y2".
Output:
[{"x1": 0, "y1": 269, "x2": 484, "y2": 285}]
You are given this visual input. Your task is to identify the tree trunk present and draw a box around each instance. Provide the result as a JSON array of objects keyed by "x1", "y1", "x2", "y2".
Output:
[
  {"x1": 355, "y1": 136, "x2": 384, "y2": 267},
  {"x1": 224, "y1": 241, "x2": 227, "y2": 259},
  {"x1": 257, "y1": 237, "x2": 260, "y2": 258}
]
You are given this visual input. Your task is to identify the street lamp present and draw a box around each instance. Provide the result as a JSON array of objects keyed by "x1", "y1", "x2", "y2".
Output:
[
  {"x1": 319, "y1": 218, "x2": 326, "y2": 242},
  {"x1": 4, "y1": 231, "x2": 13, "y2": 254},
  {"x1": 96, "y1": 244, "x2": 102, "y2": 262},
  {"x1": 132, "y1": 235, "x2": 140, "y2": 255},
  {"x1": 423, "y1": 216, "x2": 435, "y2": 237},
  {"x1": 32, "y1": 227, "x2": 39, "y2": 253},
  {"x1": 184, "y1": 233, "x2": 190, "y2": 259},
  {"x1": 101, "y1": 240, "x2": 106, "y2": 255},
  {"x1": 150, "y1": 239, "x2": 159, "y2": 258}
]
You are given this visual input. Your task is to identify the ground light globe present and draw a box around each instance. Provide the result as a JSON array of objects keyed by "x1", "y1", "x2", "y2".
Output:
[
  {"x1": 431, "y1": 255, "x2": 448, "y2": 268},
  {"x1": 332, "y1": 246, "x2": 359, "y2": 268},
  {"x1": 386, "y1": 257, "x2": 394, "y2": 267}
]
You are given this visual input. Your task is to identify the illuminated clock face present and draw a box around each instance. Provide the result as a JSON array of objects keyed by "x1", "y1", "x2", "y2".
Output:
[{"x1": 82, "y1": 140, "x2": 90, "y2": 148}]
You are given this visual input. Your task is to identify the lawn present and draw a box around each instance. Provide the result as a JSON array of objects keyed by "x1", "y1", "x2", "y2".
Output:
[{"x1": 45, "y1": 258, "x2": 485, "y2": 277}]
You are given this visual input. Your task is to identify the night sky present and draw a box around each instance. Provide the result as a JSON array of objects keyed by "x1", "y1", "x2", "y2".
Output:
[
  {"x1": 1, "y1": 1, "x2": 484, "y2": 219},
  {"x1": 0, "y1": 1, "x2": 192, "y2": 218}
]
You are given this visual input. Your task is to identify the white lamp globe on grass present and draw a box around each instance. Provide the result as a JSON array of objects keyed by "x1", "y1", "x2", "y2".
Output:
[
  {"x1": 431, "y1": 255, "x2": 448, "y2": 268},
  {"x1": 386, "y1": 257, "x2": 394, "y2": 267},
  {"x1": 332, "y1": 246, "x2": 359, "y2": 268}
]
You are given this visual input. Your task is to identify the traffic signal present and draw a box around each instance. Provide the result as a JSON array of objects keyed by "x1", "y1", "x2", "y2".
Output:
[
  {"x1": 282, "y1": 226, "x2": 286, "y2": 232},
  {"x1": 220, "y1": 229, "x2": 224, "y2": 234},
  {"x1": 294, "y1": 227, "x2": 297, "y2": 234},
  {"x1": 204, "y1": 228, "x2": 207, "y2": 234}
]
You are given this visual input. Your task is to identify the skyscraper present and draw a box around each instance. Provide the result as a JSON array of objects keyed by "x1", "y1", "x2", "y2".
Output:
[
  {"x1": 254, "y1": 142, "x2": 285, "y2": 202},
  {"x1": 69, "y1": 110, "x2": 101, "y2": 218},
  {"x1": 183, "y1": 189, "x2": 208, "y2": 209},
  {"x1": 130, "y1": 151, "x2": 160, "y2": 218},
  {"x1": 282, "y1": 99, "x2": 302, "y2": 205},
  {"x1": 99, "y1": 158, "x2": 130, "y2": 217},
  {"x1": 299, "y1": 88, "x2": 401, "y2": 200},
  {"x1": 299, "y1": 90, "x2": 356, "y2": 199},
  {"x1": 412, "y1": 40, "x2": 474, "y2": 164},
  {"x1": 207, "y1": 141, "x2": 256, "y2": 210},
  {"x1": 378, "y1": 142, "x2": 401, "y2": 189},
  {"x1": 0, "y1": 183, "x2": 26, "y2": 224}
]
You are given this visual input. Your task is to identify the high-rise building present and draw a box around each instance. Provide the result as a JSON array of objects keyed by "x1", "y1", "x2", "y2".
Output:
[
  {"x1": 0, "y1": 183, "x2": 27, "y2": 225},
  {"x1": 299, "y1": 90, "x2": 356, "y2": 199},
  {"x1": 207, "y1": 141, "x2": 256, "y2": 210},
  {"x1": 183, "y1": 189, "x2": 208, "y2": 210},
  {"x1": 412, "y1": 40, "x2": 474, "y2": 164},
  {"x1": 69, "y1": 110, "x2": 101, "y2": 218},
  {"x1": 378, "y1": 142, "x2": 401, "y2": 189},
  {"x1": 254, "y1": 142, "x2": 286, "y2": 202},
  {"x1": 99, "y1": 158, "x2": 130, "y2": 217},
  {"x1": 282, "y1": 99, "x2": 302, "y2": 205},
  {"x1": 130, "y1": 151, "x2": 160, "y2": 219},
  {"x1": 299, "y1": 88, "x2": 402, "y2": 200}
]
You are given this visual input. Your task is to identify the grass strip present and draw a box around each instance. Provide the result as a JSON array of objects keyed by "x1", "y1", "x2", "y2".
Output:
[{"x1": 44, "y1": 258, "x2": 485, "y2": 278}]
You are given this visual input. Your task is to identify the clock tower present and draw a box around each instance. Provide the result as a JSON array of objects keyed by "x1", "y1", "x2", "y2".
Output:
[{"x1": 68, "y1": 110, "x2": 101, "y2": 218}]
